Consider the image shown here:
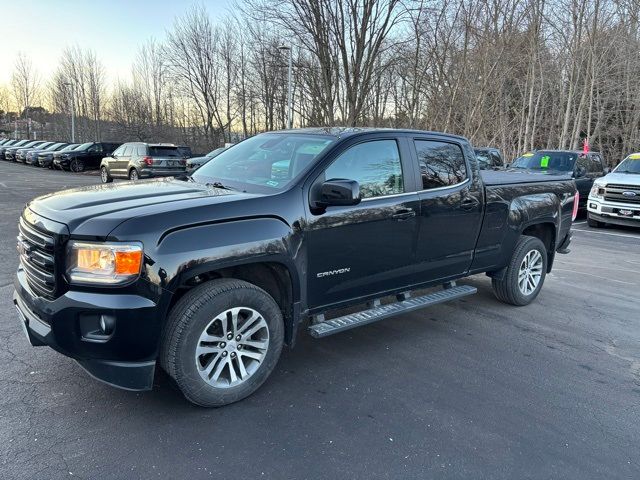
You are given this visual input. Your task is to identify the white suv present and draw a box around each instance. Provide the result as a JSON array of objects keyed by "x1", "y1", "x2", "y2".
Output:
[{"x1": 587, "y1": 153, "x2": 640, "y2": 228}]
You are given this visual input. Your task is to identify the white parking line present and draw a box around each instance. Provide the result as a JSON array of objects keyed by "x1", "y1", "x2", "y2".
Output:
[
  {"x1": 552, "y1": 268, "x2": 636, "y2": 285},
  {"x1": 572, "y1": 227, "x2": 640, "y2": 240}
]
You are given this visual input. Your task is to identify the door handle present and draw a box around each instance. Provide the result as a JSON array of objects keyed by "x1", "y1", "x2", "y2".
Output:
[
  {"x1": 392, "y1": 209, "x2": 416, "y2": 221},
  {"x1": 460, "y1": 197, "x2": 479, "y2": 210}
]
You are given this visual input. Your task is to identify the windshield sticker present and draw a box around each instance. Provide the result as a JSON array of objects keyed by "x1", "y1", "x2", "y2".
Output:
[
  {"x1": 629, "y1": 153, "x2": 640, "y2": 160},
  {"x1": 540, "y1": 155, "x2": 550, "y2": 168},
  {"x1": 266, "y1": 180, "x2": 279, "y2": 187},
  {"x1": 523, "y1": 152, "x2": 534, "y2": 157}
]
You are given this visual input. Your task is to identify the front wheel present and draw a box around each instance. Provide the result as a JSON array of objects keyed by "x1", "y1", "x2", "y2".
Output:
[
  {"x1": 69, "y1": 158, "x2": 85, "y2": 173},
  {"x1": 160, "y1": 279, "x2": 284, "y2": 407},
  {"x1": 100, "y1": 166, "x2": 113, "y2": 183},
  {"x1": 492, "y1": 235, "x2": 547, "y2": 306}
]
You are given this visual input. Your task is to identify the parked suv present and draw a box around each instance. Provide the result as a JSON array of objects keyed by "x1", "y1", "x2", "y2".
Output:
[
  {"x1": 587, "y1": 153, "x2": 640, "y2": 228},
  {"x1": 25, "y1": 142, "x2": 68, "y2": 165},
  {"x1": 16, "y1": 141, "x2": 55, "y2": 163},
  {"x1": 511, "y1": 150, "x2": 605, "y2": 210},
  {"x1": 5, "y1": 140, "x2": 46, "y2": 162},
  {"x1": 53, "y1": 142, "x2": 121, "y2": 172},
  {"x1": 0, "y1": 139, "x2": 21, "y2": 158},
  {"x1": 38, "y1": 143, "x2": 79, "y2": 168},
  {"x1": 100, "y1": 142, "x2": 188, "y2": 182}
]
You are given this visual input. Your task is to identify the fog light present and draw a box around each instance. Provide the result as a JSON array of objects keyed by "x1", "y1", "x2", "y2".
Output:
[{"x1": 99, "y1": 315, "x2": 115, "y2": 335}]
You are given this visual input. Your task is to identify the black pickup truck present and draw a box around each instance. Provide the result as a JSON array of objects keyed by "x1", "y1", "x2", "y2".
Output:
[{"x1": 14, "y1": 128, "x2": 577, "y2": 406}]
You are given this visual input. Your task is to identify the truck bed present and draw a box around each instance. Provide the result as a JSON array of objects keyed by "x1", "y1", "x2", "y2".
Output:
[{"x1": 480, "y1": 169, "x2": 571, "y2": 186}]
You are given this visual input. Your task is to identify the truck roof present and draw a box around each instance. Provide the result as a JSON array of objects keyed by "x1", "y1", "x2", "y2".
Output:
[{"x1": 271, "y1": 127, "x2": 469, "y2": 142}]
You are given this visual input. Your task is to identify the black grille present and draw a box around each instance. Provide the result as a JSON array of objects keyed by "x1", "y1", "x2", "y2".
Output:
[
  {"x1": 18, "y1": 217, "x2": 58, "y2": 299},
  {"x1": 603, "y1": 184, "x2": 640, "y2": 205}
]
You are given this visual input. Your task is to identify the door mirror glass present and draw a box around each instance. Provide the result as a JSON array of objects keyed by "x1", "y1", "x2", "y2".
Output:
[{"x1": 319, "y1": 179, "x2": 361, "y2": 207}]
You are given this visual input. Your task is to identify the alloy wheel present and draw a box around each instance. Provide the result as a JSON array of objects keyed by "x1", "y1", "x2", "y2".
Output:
[
  {"x1": 518, "y1": 249, "x2": 543, "y2": 296},
  {"x1": 194, "y1": 307, "x2": 269, "y2": 388}
]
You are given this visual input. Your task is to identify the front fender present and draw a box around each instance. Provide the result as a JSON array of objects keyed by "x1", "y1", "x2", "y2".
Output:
[{"x1": 147, "y1": 217, "x2": 301, "y2": 298}]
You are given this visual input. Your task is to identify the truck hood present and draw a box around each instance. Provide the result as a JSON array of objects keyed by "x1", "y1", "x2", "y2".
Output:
[
  {"x1": 595, "y1": 172, "x2": 640, "y2": 186},
  {"x1": 27, "y1": 178, "x2": 259, "y2": 237}
]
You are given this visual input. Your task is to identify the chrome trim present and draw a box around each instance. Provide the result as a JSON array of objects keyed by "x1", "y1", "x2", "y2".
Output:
[
  {"x1": 360, "y1": 191, "x2": 418, "y2": 202},
  {"x1": 416, "y1": 177, "x2": 471, "y2": 194}
]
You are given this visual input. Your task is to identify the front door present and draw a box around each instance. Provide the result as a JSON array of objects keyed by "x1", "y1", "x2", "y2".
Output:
[
  {"x1": 411, "y1": 138, "x2": 484, "y2": 281},
  {"x1": 304, "y1": 138, "x2": 420, "y2": 310}
]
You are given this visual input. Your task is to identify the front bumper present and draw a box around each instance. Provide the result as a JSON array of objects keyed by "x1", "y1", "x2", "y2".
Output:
[
  {"x1": 587, "y1": 198, "x2": 640, "y2": 227},
  {"x1": 54, "y1": 158, "x2": 70, "y2": 168},
  {"x1": 13, "y1": 267, "x2": 161, "y2": 391}
]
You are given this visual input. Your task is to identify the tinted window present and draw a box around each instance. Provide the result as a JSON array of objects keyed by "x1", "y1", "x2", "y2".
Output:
[
  {"x1": 415, "y1": 140, "x2": 467, "y2": 189},
  {"x1": 512, "y1": 151, "x2": 577, "y2": 172},
  {"x1": 149, "y1": 146, "x2": 180, "y2": 157},
  {"x1": 589, "y1": 154, "x2": 603, "y2": 173},
  {"x1": 576, "y1": 154, "x2": 589, "y2": 173},
  {"x1": 324, "y1": 140, "x2": 403, "y2": 199}
]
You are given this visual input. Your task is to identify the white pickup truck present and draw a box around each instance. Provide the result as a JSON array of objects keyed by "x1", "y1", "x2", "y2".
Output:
[{"x1": 588, "y1": 153, "x2": 640, "y2": 228}]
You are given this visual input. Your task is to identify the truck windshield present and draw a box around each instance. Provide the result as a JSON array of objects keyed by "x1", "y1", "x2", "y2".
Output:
[
  {"x1": 614, "y1": 156, "x2": 640, "y2": 174},
  {"x1": 192, "y1": 133, "x2": 335, "y2": 193},
  {"x1": 511, "y1": 151, "x2": 576, "y2": 172}
]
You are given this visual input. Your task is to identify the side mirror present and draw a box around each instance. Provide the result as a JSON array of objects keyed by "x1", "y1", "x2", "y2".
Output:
[
  {"x1": 603, "y1": 167, "x2": 611, "y2": 174},
  {"x1": 316, "y1": 179, "x2": 361, "y2": 208},
  {"x1": 574, "y1": 166, "x2": 587, "y2": 178}
]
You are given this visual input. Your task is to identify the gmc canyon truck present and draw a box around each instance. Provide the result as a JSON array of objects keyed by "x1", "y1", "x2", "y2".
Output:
[{"x1": 14, "y1": 128, "x2": 578, "y2": 407}]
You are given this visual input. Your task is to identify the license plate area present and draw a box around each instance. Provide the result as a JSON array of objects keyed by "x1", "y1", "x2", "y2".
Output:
[{"x1": 616, "y1": 209, "x2": 637, "y2": 217}]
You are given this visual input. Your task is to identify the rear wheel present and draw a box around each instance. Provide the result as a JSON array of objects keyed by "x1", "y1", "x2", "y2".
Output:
[
  {"x1": 100, "y1": 166, "x2": 113, "y2": 183},
  {"x1": 70, "y1": 158, "x2": 85, "y2": 173},
  {"x1": 160, "y1": 279, "x2": 284, "y2": 407},
  {"x1": 129, "y1": 168, "x2": 139, "y2": 181},
  {"x1": 492, "y1": 235, "x2": 547, "y2": 306},
  {"x1": 587, "y1": 214, "x2": 605, "y2": 228}
]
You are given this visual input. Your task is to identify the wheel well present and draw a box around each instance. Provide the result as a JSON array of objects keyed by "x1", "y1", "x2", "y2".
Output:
[
  {"x1": 169, "y1": 262, "x2": 295, "y2": 343},
  {"x1": 522, "y1": 222, "x2": 556, "y2": 270}
]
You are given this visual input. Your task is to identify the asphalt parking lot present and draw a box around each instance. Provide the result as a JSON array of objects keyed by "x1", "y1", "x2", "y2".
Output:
[{"x1": 0, "y1": 161, "x2": 639, "y2": 479}]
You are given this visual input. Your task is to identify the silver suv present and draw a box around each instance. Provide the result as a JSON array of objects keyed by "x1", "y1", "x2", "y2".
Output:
[{"x1": 100, "y1": 142, "x2": 188, "y2": 182}]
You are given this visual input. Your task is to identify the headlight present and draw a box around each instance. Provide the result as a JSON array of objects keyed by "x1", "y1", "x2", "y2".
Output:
[
  {"x1": 66, "y1": 241, "x2": 143, "y2": 285},
  {"x1": 589, "y1": 184, "x2": 604, "y2": 199}
]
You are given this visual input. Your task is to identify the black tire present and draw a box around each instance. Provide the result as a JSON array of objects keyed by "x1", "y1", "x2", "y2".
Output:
[
  {"x1": 491, "y1": 235, "x2": 547, "y2": 306},
  {"x1": 100, "y1": 166, "x2": 113, "y2": 183},
  {"x1": 129, "y1": 168, "x2": 139, "y2": 180},
  {"x1": 160, "y1": 278, "x2": 284, "y2": 407},
  {"x1": 587, "y1": 214, "x2": 605, "y2": 228},
  {"x1": 70, "y1": 158, "x2": 85, "y2": 173}
]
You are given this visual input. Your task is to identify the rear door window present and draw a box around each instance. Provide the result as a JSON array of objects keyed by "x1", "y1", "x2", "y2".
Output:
[
  {"x1": 414, "y1": 140, "x2": 468, "y2": 189},
  {"x1": 149, "y1": 146, "x2": 180, "y2": 157}
]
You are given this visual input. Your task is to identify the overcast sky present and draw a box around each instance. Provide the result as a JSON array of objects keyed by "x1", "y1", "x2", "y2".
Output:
[{"x1": 0, "y1": 0, "x2": 232, "y2": 86}]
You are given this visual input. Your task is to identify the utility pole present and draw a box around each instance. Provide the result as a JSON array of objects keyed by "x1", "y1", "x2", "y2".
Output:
[
  {"x1": 278, "y1": 44, "x2": 293, "y2": 129},
  {"x1": 63, "y1": 81, "x2": 75, "y2": 142}
]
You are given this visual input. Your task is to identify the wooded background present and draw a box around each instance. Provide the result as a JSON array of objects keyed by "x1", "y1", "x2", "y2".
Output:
[{"x1": 2, "y1": 0, "x2": 639, "y2": 163}]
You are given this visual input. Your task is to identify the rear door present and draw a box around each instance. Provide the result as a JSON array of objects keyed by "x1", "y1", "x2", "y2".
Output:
[
  {"x1": 116, "y1": 145, "x2": 132, "y2": 176},
  {"x1": 411, "y1": 137, "x2": 484, "y2": 281}
]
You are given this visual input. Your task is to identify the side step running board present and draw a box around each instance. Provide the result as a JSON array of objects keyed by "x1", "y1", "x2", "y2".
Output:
[{"x1": 308, "y1": 285, "x2": 477, "y2": 338}]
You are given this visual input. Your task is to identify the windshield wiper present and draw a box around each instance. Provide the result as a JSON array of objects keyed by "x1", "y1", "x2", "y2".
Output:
[{"x1": 206, "y1": 181, "x2": 236, "y2": 191}]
